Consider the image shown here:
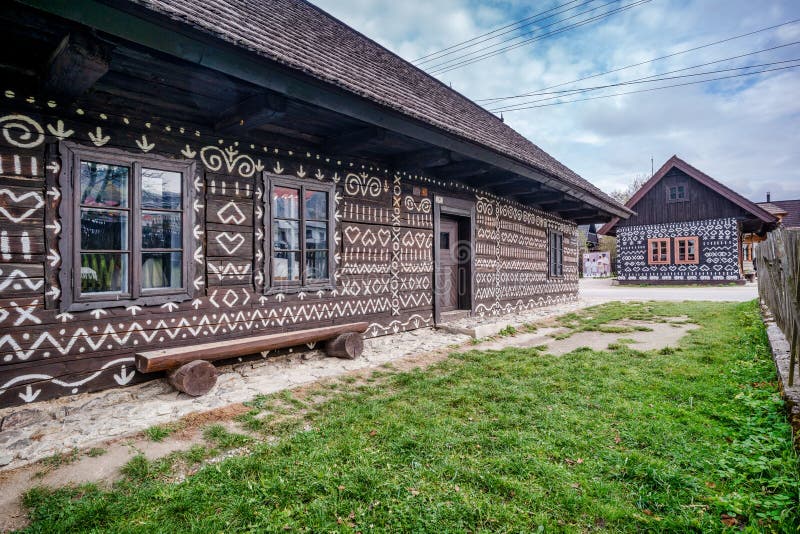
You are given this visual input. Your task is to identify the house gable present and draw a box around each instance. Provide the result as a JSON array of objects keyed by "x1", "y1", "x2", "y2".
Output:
[{"x1": 599, "y1": 156, "x2": 776, "y2": 236}]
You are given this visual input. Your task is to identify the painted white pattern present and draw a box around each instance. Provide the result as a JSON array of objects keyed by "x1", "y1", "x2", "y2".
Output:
[
  {"x1": 0, "y1": 114, "x2": 45, "y2": 148},
  {"x1": 0, "y1": 189, "x2": 44, "y2": 222}
]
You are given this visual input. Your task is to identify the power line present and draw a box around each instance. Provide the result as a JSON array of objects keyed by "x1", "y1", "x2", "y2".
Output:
[
  {"x1": 487, "y1": 43, "x2": 800, "y2": 111},
  {"x1": 426, "y1": 0, "x2": 626, "y2": 73},
  {"x1": 492, "y1": 62, "x2": 800, "y2": 112},
  {"x1": 429, "y1": 0, "x2": 653, "y2": 75},
  {"x1": 413, "y1": 0, "x2": 586, "y2": 64},
  {"x1": 478, "y1": 17, "x2": 800, "y2": 103},
  {"x1": 424, "y1": 0, "x2": 620, "y2": 72}
]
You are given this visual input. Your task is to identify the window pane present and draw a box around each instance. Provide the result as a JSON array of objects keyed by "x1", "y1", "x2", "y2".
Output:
[
  {"x1": 81, "y1": 253, "x2": 128, "y2": 293},
  {"x1": 80, "y1": 161, "x2": 128, "y2": 207},
  {"x1": 273, "y1": 220, "x2": 299, "y2": 250},
  {"x1": 305, "y1": 190, "x2": 328, "y2": 220},
  {"x1": 274, "y1": 187, "x2": 299, "y2": 219},
  {"x1": 306, "y1": 251, "x2": 328, "y2": 280},
  {"x1": 142, "y1": 211, "x2": 182, "y2": 249},
  {"x1": 274, "y1": 250, "x2": 300, "y2": 281},
  {"x1": 81, "y1": 208, "x2": 128, "y2": 250},
  {"x1": 142, "y1": 252, "x2": 182, "y2": 289},
  {"x1": 306, "y1": 221, "x2": 328, "y2": 249},
  {"x1": 142, "y1": 168, "x2": 182, "y2": 209}
]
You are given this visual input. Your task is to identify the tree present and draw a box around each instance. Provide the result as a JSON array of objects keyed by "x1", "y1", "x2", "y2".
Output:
[{"x1": 610, "y1": 173, "x2": 650, "y2": 204}]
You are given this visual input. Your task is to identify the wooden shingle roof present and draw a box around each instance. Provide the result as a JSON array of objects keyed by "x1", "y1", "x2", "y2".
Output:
[
  {"x1": 125, "y1": 0, "x2": 627, "y2": 213},
  {"x1": 772, "y1": 200, "x2": 800, "y2": 228}
]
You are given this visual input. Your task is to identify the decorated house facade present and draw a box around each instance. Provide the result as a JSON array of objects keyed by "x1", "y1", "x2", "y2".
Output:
[
  {"x1": 599, "y1": 156, "x2": 776, "y2": 284},
  {"x1": 0, "y1": 0, "x2": 629, "y2": 406}
]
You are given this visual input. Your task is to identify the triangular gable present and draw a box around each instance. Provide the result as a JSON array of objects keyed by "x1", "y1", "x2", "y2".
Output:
[{"x1": 598, "y1": 155, "x2": 777, "y2": 235}]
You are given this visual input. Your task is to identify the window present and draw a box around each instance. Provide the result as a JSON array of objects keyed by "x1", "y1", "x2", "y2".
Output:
[
  {"x1": 647, "y1": 238, "x2": 671, "y2": 265},
  {"x1": 548, "y1": 230, "x2": 564, "y2": 277},
  {"x1": 667, "y1": 184, "x2": 687, "y2": 202},
  {"x1": 59, "y1": 143, "x2": 195, "y2": 311},
  {"x1": 266, "y1": 175, "x2": 335, "y2": 290},
  {"x1": 675, "y1": 236, "x2": 700, "y2": 264}
]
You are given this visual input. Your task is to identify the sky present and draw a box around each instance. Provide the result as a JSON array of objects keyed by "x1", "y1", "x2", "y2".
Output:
[{"x1": 309, "y1": 0, "x2": 800, "y2": 202}]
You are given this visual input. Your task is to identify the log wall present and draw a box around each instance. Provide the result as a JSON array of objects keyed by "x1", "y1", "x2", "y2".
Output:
[{"x1": 0, "y1": 100, "x2": 577, "y2": 407}]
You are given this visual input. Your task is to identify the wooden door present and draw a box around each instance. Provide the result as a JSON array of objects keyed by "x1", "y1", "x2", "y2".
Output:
[{"x1": 438, "y1": 216, "x2": 459, "y2": 312}]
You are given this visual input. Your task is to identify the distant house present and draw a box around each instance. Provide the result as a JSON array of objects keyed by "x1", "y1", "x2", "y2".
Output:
[
  {"x1": 598, "y1": 156, "x2": 777, "y2": 284},
  {"x1": 758, "y1": 196, "x2": 800, "y2": 229}
]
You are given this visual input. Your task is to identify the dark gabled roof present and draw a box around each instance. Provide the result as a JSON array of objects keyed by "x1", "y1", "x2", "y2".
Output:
[
  {"x1": 123, "y1": 0, "x2": 628, "y2": 215},
  {"x1": 772, "y1": 199, "x2": 800, "y2": 228},
  {"x1": 598, "y1": 155, "x2": 777, "y2": 235},
  {"x1": 757, "y1": 202, "x2": 789, "y2": 217}
]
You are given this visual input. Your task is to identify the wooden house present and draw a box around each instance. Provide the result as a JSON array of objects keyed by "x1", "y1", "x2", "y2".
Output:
[
  {"x1": 0, "y1": 0, "x2": 630, "y2": 406},
  {"x1": 599, "y1": 156, "x2": 777, "y2": 284}
]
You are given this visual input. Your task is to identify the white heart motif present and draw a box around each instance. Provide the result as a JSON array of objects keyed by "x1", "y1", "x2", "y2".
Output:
[{"x1": 215, "y1": 232, "x2": 246, "y2": 255}]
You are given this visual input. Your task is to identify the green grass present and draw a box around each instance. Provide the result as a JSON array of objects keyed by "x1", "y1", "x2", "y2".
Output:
[
  {"x1": 143, "y1": 423, "x2": 182, "y2": 442},
  {"x1": 20, "y1": 301, "x2": 799, "y2": 532}
]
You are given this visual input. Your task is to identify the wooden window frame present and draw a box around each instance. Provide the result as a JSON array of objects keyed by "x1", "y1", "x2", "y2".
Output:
[
  {"x1": 675, "y1": 236, "x2": 700, "y2": 264},
  {"x1": 548, "y1": 230, "x2": 564, "y2": 278},
  {"x1": 58, "y1": 142, "x2": 196, "y2": 312},
  {"x1": 262, "y1": 173, "x2": 336, "y2": 294},
  {"x1": 647, "y1": 238, "x2": 671, "y2": 265},
  {"x1": 666, "y1": 183, "x2": 688, "y2": 203}
]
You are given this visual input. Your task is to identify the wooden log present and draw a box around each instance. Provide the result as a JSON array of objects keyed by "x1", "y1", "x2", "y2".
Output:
[
  {"x1": 324, "y1": 332, "x2": 364, "y2": 359},
  {"x1": 167, "y1": 360, "x2": 218, "y2": 396},
  {"x1": 136, "y1": 322, "x2": 369, "y2": 372}
]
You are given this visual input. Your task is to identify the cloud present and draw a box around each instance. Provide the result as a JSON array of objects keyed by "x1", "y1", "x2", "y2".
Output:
[{"x1": 310, "y1": 0, "x2": 800, "y2": 201}]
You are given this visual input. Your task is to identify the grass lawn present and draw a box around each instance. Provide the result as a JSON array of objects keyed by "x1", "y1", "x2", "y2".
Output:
[{"x1": 21, "y1": 301, "x2": 799, "y2": 532}]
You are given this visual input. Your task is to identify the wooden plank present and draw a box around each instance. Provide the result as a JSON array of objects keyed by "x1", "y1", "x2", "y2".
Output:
[
  {"x1": 135, "y1": 321, "x2": 368, "y2": 372},
  {"x1": 41, "y1": 32, "x2": 111, "y2": 102},
  {"x1": 206, "y1": 230, "x2": 254, "y2": 258},
  {"x1": 206, "y1": 197, "x2": 254, "y2": 226}
]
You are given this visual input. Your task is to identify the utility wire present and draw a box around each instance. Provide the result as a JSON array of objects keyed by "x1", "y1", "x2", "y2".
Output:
[
  {"x1": 414, "y1": 0, "x2": 589, "y2": 65},
  {"x1": 478, "y1": 17, "x2": 800, "y2": 103},
  {"x1": 426, "y1": 0, "x2": 624, "y2": 73},
  {"x1": 429, "y1": 0, "x2": 653, "y2": 75},
  {"x1": 488, "y1": 43, "x2": 800, "y2": 110},
  {"x1": 492, "y1": 62, "x2": 800, "y2": 112},
  {"x1": 425, "y1": 0, "x2": 619, "y2": 72}
]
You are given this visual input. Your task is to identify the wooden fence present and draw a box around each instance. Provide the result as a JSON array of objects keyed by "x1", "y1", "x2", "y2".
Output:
[{"x1": 756, "y1": 228, "x2": 800, "y2": 385}]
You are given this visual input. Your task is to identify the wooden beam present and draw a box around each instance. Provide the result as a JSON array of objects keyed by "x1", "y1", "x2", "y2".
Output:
[
  {"x1": 492, "y1": 180, "x2": 542, "y2": 196},
  {"x1": 395, "y1": 148, "x2": 451, "y2": 169},
  {"x1": 41, "y1": 32, "x2": 111, "y2": 102},
  {"x1": 437, "y1": 160, "x2": 491, "y2": 179},
  {"x1": 521, "y1": 192, "x2": 564, "y2": 204},
  {"x1": 136, "y1": 322, "x2": 368, "y2": 373},
  {"x1": 549, "y1": 201, "x2": 585, "y2": 212},
  {"x1": 215, "y1": 92, "x2": 287, "y2": 135},
  {"x1": 560, "y1": 209, "x2": 599, "y2": 220},
  {"x1": 326, "y1": 126, "x2": 386, "y2": 153}
]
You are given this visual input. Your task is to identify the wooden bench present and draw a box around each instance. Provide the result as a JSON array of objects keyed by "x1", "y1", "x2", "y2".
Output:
[{"x1": 135, "y1": 322, "x2": 368, "y2": 396}]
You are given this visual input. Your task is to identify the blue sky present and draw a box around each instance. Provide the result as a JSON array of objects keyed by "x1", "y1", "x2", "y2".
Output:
[{"x1": 310, "y1": 0, "x2": 800, "y2": 202}]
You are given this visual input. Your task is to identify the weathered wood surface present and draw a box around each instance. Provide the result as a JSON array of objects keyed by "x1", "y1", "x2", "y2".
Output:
[
  {"x1": 167, "y1": 360, "x2": 218, "y2": 396},
  {"x1": 136, "y1": 322, "x2": 369, "y2": 372},
  {"x1": 0, "y1": 98, "x2": 575, "y2": 407},
  {"x1": 757, "y1": 228, "x2": 800, "y2": 385},
  {"x1": 324, "y1": 332, "x2": 364, "y2": 359}
]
